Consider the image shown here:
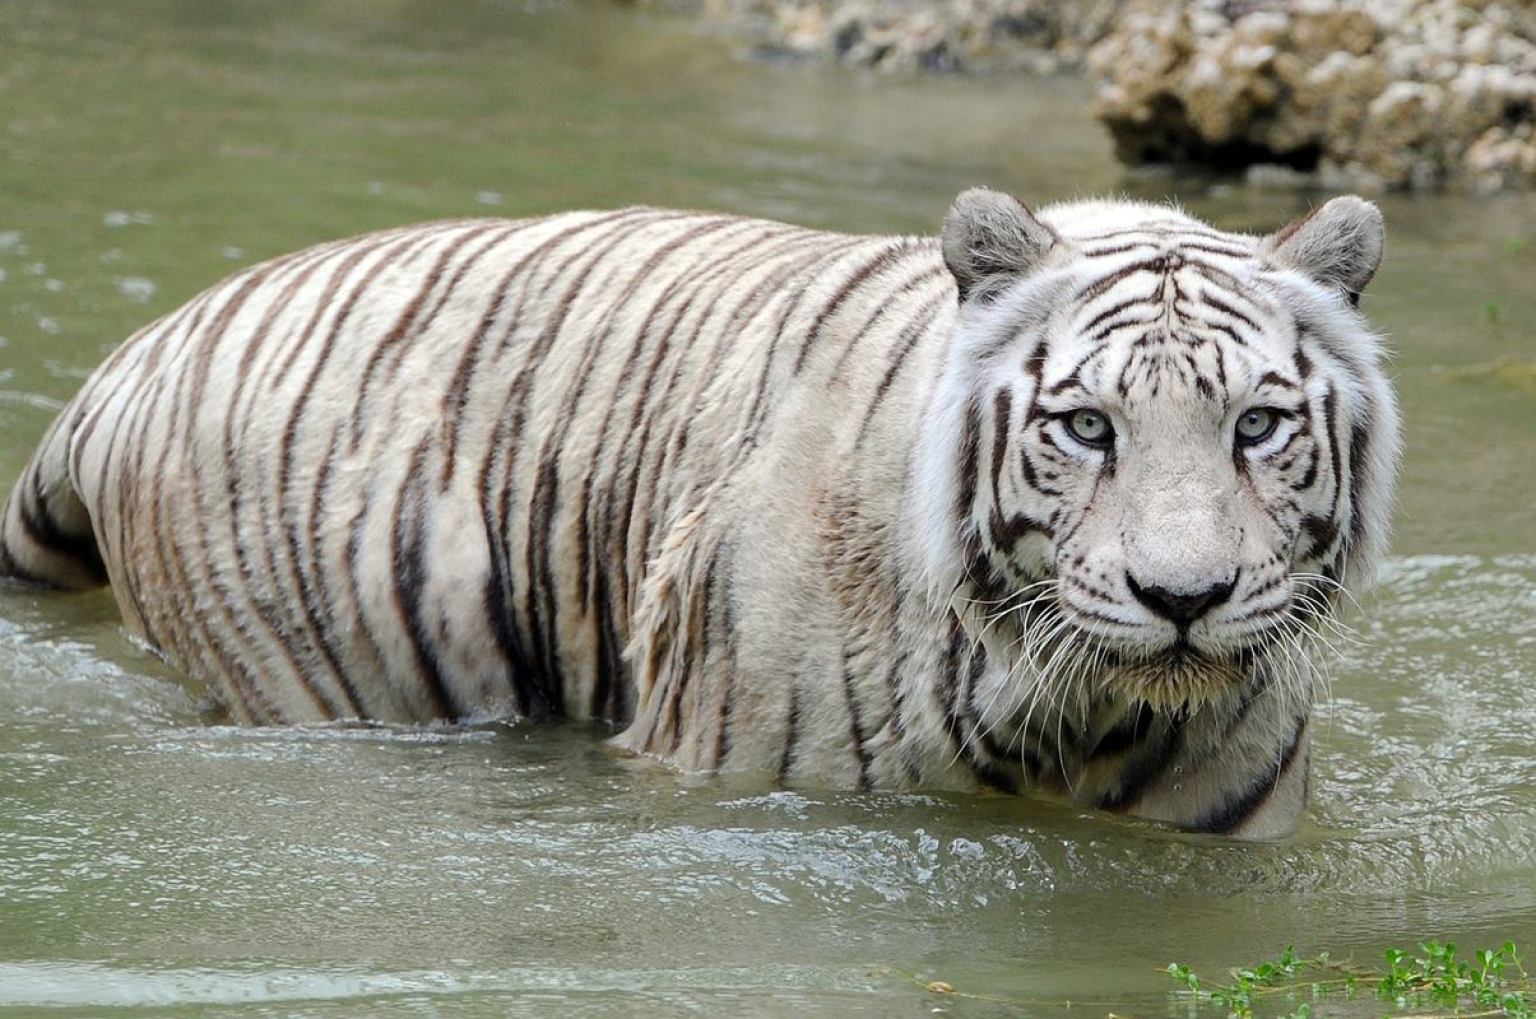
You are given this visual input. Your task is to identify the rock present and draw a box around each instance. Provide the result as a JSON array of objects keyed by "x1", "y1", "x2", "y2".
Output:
[
  {"x1": 1088, "y1": 0, "x2": 1536, "y2": 190},
  {"x1": 675, "y1": 0, "x2": 1536, "y2": 190},
  {"x1": 695, "y1": 0, "x2": 1119, "y2": 74},
  {"x1": 1465, "y1": 124, "x2": 1536, "y2": 192}
]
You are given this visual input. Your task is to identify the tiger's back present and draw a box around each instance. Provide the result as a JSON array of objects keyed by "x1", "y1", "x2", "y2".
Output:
[{"x1": 1, "y1": 209, "x2": 953, "y2": 726}]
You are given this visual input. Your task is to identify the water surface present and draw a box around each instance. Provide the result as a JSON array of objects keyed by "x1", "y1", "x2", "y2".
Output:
[{"x1": 2, "y1": 1, "x2": 1535, "y2": 1014}]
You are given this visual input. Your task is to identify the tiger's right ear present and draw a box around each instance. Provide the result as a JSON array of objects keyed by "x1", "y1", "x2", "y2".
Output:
[{"x1": 941, "y1": 188, "x2": 1059, "y2": 303}]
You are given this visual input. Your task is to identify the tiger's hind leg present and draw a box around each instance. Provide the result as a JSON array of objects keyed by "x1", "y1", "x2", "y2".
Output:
[{"x1": 0, "y1": 412, "x2": 107, "y2": 591}]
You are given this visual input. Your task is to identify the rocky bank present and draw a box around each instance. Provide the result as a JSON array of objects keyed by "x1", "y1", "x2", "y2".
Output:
[
  {"x1": 1092, "y1": 0, "x2": 1536, "y2": 192},
  {"x1": 695, "y1": 0, "x2": 1118, "y2": 73},
  {"x1": 687, "y1": 0, "x2": 1536, "y2": 191}
]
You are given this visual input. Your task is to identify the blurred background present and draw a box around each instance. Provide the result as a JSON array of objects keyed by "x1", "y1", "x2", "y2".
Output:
[{"x1": 0, "y1": 1, "x2": 1533, "y2": 1015}]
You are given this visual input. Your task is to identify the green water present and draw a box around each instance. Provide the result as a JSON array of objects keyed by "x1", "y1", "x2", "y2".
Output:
[{"x1": 1, "y1": 1, "x2": 1535, "y2": 1014}]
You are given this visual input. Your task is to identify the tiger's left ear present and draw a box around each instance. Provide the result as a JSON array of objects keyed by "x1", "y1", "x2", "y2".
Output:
[{"x1": 1262, "y1": 196, "x2": 1384, "y2": 306}]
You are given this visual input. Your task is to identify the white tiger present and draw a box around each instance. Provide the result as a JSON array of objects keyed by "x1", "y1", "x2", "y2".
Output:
[{"x1": 0, "y1": 190, "x2": 1398, "y2": 837}]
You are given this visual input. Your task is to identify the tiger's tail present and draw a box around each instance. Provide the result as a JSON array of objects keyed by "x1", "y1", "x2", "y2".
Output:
[{"x1": 0, "y1": 412, "x2": 108, "y2": 590}]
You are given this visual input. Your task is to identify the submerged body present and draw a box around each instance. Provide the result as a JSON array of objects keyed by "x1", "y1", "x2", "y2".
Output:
[{"x1": 0, "y1": 194, "x2": 1399, "y2": 837}]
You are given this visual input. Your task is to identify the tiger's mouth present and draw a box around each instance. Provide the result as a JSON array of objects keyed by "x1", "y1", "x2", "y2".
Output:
[{"x1": 1099, "y1": 640, "x2": 1248, "y2": 713}]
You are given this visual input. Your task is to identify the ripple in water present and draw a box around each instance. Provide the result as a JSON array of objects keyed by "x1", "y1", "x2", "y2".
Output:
[{"x1": 1, "y1": 557, "x2": 1533, "y2": 1012}]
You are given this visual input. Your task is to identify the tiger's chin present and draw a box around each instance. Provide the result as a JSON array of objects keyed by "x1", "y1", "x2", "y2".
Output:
[{"x1": 1101, "y1": 645, "x2": 1248, "y2": 715}]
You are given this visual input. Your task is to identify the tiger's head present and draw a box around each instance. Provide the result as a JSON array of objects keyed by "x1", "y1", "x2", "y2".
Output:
[{"x1": 917, "y1": 188, "x2": 1400, "y2": 716}]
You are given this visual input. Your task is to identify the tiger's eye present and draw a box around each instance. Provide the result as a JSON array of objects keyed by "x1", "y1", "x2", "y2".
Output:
[
  {"x1": 1235, "y1": 407, "x2": 1279, "y2": 445},
  {"x1": 1066, "y1": 409, "x2": 1113, "y2": 447}
]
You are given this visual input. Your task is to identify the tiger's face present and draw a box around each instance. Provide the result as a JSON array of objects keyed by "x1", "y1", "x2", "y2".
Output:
[
  {"x1": 921, "y1": 190, "x2": 1399, "y2": 715},
  {"x1": 1024, "y1": 294, "x2": 1342, "y2": 709}
]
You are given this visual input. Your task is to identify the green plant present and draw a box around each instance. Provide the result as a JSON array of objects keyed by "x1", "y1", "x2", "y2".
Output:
[
  {"x1": 1378, "y1": 941, "x2": 1532, "y2": 1017},
  {"x1": 1167, "y1": 940, "x2": 1534, "y2": 1019}
]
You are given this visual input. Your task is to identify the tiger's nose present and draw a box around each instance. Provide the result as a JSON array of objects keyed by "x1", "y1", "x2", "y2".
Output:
[{"x1": 1125, "y1": 574, "x2": 1236, "y2": 627}]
